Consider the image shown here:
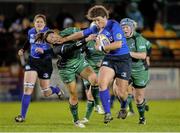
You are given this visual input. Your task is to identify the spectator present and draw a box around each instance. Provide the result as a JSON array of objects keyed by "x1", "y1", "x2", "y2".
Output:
[
  {"x1": 0, "y1": 14, "x2": 7, "y2": 33},
  {"x1": 126, "y1": 2, "x2": 144, "y2": 31}
]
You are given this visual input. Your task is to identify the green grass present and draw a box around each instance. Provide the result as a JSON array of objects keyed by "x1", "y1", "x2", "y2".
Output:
[{"x1": 0, "y1": 100, "x2": 180, "y2": 132}]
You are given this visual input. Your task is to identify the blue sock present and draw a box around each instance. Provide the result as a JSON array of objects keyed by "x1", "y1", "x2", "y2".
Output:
[
  {"x1": 99, "y1": 89, "x2": 111, "y2": 114},
  {"x1": 110, "y1": 95, "x2": 115, "y2": 107},
  {"x1": 21, "y1": 94, "x2": 31, "y2": 119},
  {"x1": 50, "y1": 86, "x2": 60, "y2": 95},
  {"x1": 120, "y1": 98, "x2": 128, "y2": 109}
]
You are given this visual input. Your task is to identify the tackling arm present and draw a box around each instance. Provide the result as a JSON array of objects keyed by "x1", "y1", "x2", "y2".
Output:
[
  {"x1": 43, "y1": 38, "x2": 87, "y2": 55},
  {"x1": 58, "y1": 31, "x2": 84, "y2": 44}
]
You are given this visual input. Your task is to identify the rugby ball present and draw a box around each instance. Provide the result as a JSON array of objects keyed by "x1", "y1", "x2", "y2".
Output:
[{"x1": 97, "y1": 34, "x2": 110, "y2": 47}]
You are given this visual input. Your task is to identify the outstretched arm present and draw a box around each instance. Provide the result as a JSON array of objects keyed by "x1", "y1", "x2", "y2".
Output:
[
  {"x1": 36, "y1": 38, "x2": 88, "y2": 56},
  {"x1": 57, "y1": 31, "x2": 84, "y2": 44},
  {"x1": 54, "y1": 38, "x2": 87, "y2": 55}
]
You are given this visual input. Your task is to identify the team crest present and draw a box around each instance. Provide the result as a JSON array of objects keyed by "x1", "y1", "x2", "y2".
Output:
[{"x1": 116, "y1": 33, "x2": 122, "y2": 40}]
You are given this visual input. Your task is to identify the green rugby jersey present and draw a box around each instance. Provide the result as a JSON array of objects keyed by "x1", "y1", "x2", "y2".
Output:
[
  {"x1": 126, "y1": 32, "x2": 151, "y2": 71},
  {"x1": 84, "y1": 41, "x2": 105, "y2": 69},
  {"x1": 58, "y1": 27, "x2": 83, "y2": 67}
]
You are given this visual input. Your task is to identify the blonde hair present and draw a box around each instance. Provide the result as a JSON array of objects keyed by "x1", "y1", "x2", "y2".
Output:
[{"x1": 86, "y1": 5, "x2": 109, "y2": 20}]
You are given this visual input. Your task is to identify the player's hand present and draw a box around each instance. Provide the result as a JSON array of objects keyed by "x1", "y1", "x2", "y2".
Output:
[
  {"x1": 18, "y1": 49, "x2": 24, "y2": 56},
  {"x1": 56, "y1": 37, "x2": 66, "y2": 44},
  {"x1": 146, "y1": 56, "x2": 150, "y2": 66},
  {"x1": 95, "y1": 37, "x2": 101, "y2": 51},
  {"x1": 85, "y1": 34, "x2": 97, "y2": 42},
  {"x1": 35, "y1": 48, "x2": 44, "y2": 54}
]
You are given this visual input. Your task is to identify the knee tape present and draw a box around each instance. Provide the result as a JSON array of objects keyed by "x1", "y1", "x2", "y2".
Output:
[
  {"x1": 41, "y1": 88, "x2": 50, "y2": 93},
  {"x1": 24, "y1": 82, "x2": 35, "y2": 89}
]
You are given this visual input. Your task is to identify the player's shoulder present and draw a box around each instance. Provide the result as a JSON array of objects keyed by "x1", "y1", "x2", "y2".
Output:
[
  {"x1": 108, "y1": 19, "x2": 120, "y2": 27},
  {"x1": 107, "y1": 20, "x2": 122, "y2": 32},
  {"x1": 28, "y1": 28, "x2": 36, "y2": 35},
  {"x1": 60, "y1": 27, "x2": 80, "y2": 36},
  {"x1": 134, "y1": 32, "x2": 150, "y2": 45},
  {"x1": 66, "y1": 27, "x2": 80, "y2": 32}
]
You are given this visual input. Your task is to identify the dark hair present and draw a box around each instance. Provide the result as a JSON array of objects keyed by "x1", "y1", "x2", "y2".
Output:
[
  {"x1": 35, "y1": 32, "x2": 44, "y2": 42},
  {"x1": 43, "y1": 30, "x2": 55, "y2": 43},
  {"x1": 86, "y1": 5, "x2": 109, "y2": 20},
  {"x1": 35, "y1": 30, "x2": 54, "y2": 43},
  {"x1": 33, "y1": 14, "x2": 46, "y2": 23}
]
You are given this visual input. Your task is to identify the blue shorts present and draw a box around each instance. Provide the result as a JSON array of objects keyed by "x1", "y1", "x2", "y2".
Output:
[
  {"x1": 101, "y1": 54, "x2": 131, "y2": 80},
  {"x1": 25, "y1": 56, "x2": 53, "y2": 79}
]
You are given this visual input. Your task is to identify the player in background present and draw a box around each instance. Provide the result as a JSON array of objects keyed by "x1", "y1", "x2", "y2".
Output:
[
  {"x1": 55, "y1": 5, "x2": 132, "y2": 123},
  {"x1": 120, "y1": 18, "x2": 151, "y2": 124},
  {"x1": 80, "y1": 38, "x2": 105, "y2": 124},
  {"x1": 35, "y1": 28, "x2": 99, "y2": 128},
  {"x1": 15, "y1": 14, "x2": 63, "y2": 122}
]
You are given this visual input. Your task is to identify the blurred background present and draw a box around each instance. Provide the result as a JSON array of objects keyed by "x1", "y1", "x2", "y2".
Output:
[{"x1": 0, "y1": 0, "x2": 179, "y2": 101}]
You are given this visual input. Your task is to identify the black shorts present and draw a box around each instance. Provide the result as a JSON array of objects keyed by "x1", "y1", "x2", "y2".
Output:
[
  {"x1": 24, "y1": 56, "x2": 53, "y2": 79},
  {"x1": 101, "y1": 54, "x2": 131, "y2": 80}
]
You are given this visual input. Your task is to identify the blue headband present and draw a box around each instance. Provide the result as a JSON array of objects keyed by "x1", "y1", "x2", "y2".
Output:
[{"x1": 120, "y1": 18, "x2": 135, "y2": 29}]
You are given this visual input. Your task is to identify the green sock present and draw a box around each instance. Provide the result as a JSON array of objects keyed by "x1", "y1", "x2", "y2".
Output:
[
  {"x1": 137, "y1": 99, "x2": 146, "y2": 118},
  {"x1": 127, "y1": 94, "x2": 134, "y2": 112},
  {"x1": 85, "y1": 100, "x2": 94, "y2": 119},
  {"x1": 91, "y1": 86, "x2": 99, "y2": 106},
  {"x1": 69, "y1": 103, "x2": 79, "y2": 122}
]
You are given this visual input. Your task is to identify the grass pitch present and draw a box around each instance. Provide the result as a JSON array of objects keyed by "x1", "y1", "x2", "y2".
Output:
[{"x1": 0, "y1": 100, "x2": 180, "y2": 132}]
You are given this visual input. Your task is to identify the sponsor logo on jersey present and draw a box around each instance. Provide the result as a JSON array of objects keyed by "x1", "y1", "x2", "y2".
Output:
[
  {"x1": 129, "y1": 42, "x2": 135, "y2": 49},
  {"x1": 30, "y1": 38, "x2": 35, "y2": 43},
  {"x1": 30, "y1": 34, "x2": 34, "y2": 37},
  {"x1": 30, "y1": 34, "x2": 35, "y2": 43},
  {"x1": 139, "y1": 46, "x2": 146, "y2": 49}
]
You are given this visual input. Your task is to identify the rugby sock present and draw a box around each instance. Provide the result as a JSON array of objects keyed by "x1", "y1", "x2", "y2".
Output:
[
  {"x1": 137, "y1": 99, "x2": 146, "y2": 118},
  {"x1": 91, "y1": 86, "x2": 100, "y2": 106},
  {"x1": 69, "y1": 103, "x2": 79, "y2": 122},
  {"x1": 117, "y1": 96, "x2": 128, "y2": 109},
  {"x1": 85, "y1": 100, "x2": 94, "y2": 119},
  {"x1": 50, "y1": 86, "x2": 60, "y2": 95},
  {"x1": 110, "y1": 95, "x2": 115, "y2": 108},
  {"x1": 127, "y1": 94, "x2": 134, "y2": 112},
  {"x1": 21, "y1": 94, "x2": 31, "y2": 119},
  {"x1": 99, "y1": 89, "x2": 111, "y2": 114}
]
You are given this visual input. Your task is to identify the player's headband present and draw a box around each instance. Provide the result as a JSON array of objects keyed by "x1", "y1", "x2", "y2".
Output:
[{"x1": 120, "y1": 18, "x2": 136, "y2": 30}]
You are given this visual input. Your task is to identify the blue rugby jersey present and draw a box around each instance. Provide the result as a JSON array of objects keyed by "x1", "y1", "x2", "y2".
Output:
[
  {"x1": 28, "y1": 27, "x2": 51, "y2": 58},
  {"x1": 83, "y1": 20, "x2": 129, "y2": 55}
]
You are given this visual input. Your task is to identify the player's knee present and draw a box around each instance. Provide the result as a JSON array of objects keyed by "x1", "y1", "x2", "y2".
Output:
[
  {"x1": 70, "y1": 95, "x2": 78, "y2": 102},
  {"x1": 88, "y1": 73, "x2": 97, "y2": 86},
  {"x1": 98, "y1": 80, "x2": 109, "y2": 91},
  {"x1": 135, "y1": 95, "x2": 143, "y2": 104},
  {"x1": 24, "y1": 82, "x2": 34, "y2": 95}
]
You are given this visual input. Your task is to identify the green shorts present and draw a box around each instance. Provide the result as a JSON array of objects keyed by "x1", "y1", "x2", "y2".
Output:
[
  {"x1": 131, "y1": 70, "x2": 149, "y2": 88},
  {"x1": 58, "y1": 57, "x2": 89, "y2": 83}
]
